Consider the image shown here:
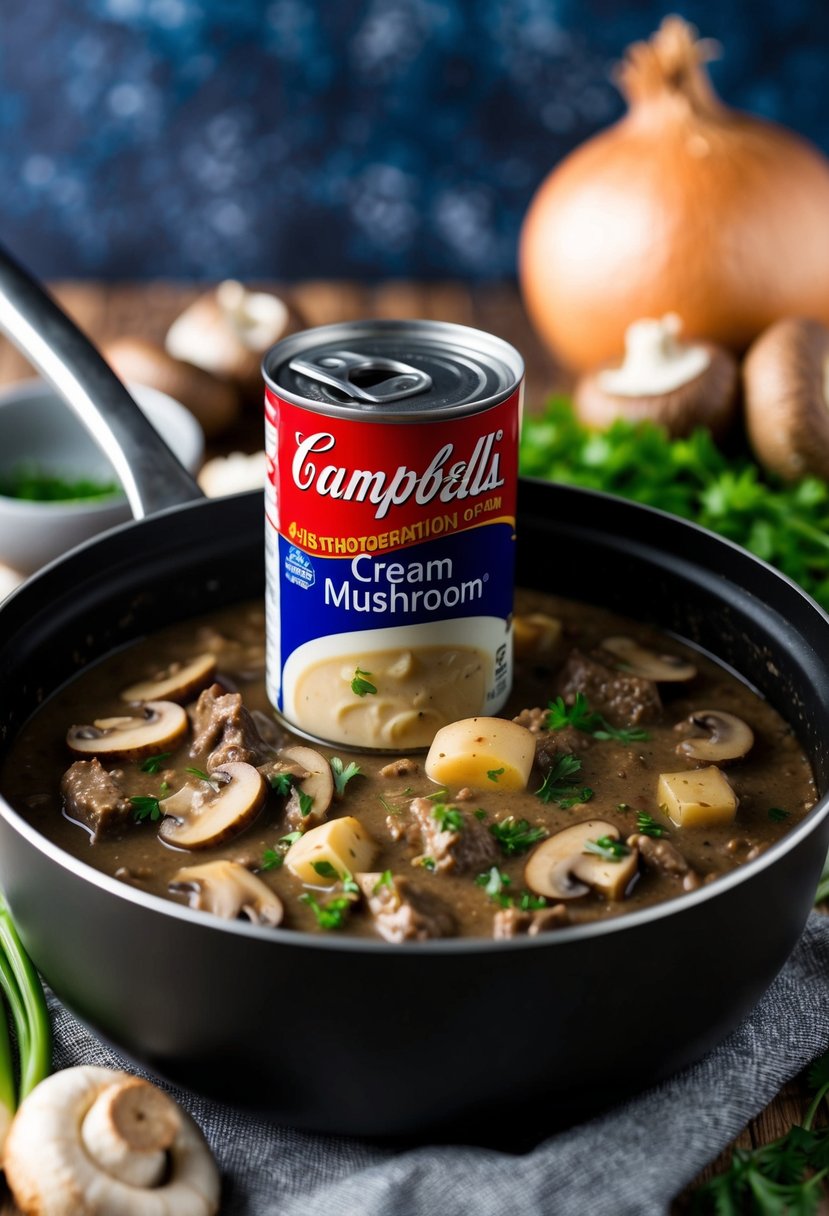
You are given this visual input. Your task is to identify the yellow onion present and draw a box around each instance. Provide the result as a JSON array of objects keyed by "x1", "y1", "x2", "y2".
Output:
[{"x1": 519, "y1": 16, "x2": 829, "y2": 372}]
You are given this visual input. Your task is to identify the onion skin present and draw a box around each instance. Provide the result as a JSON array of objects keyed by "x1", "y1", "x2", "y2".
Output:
[{"x1": 519, "y1": 17, "x2": 829, "y2": 372}]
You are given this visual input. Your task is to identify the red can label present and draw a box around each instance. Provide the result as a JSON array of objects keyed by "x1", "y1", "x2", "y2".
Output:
[{"x1": 264, "y1": 383, "x2": 520, "y2": 749}]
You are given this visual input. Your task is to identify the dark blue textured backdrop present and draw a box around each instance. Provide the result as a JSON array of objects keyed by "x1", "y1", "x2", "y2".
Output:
[{"x1": 2, "y1": 0, "x2": 829, "y2": 279}]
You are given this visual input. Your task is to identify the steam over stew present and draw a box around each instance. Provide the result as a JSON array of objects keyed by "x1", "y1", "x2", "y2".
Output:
[{"x1": 2, "y1": 591, "x2": 815, "y2": 940}]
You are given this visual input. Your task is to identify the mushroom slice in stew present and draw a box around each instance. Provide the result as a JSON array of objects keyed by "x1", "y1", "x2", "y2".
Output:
[
  {"x1": 170, "y1": 859, "x2": 283, "y2": 925},
  {"x1": 524, "y1": 821, "x2": 639, "y2": 901},
  {"x1": 278, "y1": 745, "x2": 334, "y2": 829},
  {"x1": 66, "y1": 701, "x2": 188, "y2": 761},
  {"x1": 119, "y1": 654, "x2": 217, "y2": 704},
  {"x1": 158, "y1": 762, "x2": 266, "y2": 849},
  {"x1": 600, "y1": 636, "x2": 697, "y2": 682},
  {"x1": 675, "y1": 710, "x2": 754, "y2": 764}
]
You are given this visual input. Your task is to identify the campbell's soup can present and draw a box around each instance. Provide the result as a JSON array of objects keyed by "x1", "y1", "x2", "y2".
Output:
[{"x1": 262, "y1": 320, "x2": 524, "y2": 750}]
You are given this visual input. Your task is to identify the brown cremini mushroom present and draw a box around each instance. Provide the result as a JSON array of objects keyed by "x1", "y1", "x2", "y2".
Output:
[
  {"x1": 743, "y1": 317, "x2": 829, "y2": 482},
  {"x1": 102, "y1": 336, "x2": 240, "y2": 438},
  {"x1": 120, "y1": 654, "x2": 217, "y2": 704},
  {"x1": 159, "y1": 762, "x2": 266, "y2": 849},
  {"x1": 279, "y1": 744, "x2": 334, "y2": 828},
  {"x1": 170, "y1": 858, "x2": 283, "y2": 925},
  {"x1": 524, "y1": 819, "x2": 639, "y2": 901},
  {"x1": 166, "y1": 281, "x2": 303, "y2": 397},
  {"x1": 574, "y1": 314, "x2": 738, "y2": 439},
  {"x1": 675, "y1": 710, "x2": 754, "y2": 764},
  {"x1": 4, "y1": 1066, "x2": 220, "y2": 1215},
  {"x1": 600, "y1": 636, "x2": 697, "y2": 682},
  {"x1": 66, "y1": 701, "x2": 188, "y2": 760}
]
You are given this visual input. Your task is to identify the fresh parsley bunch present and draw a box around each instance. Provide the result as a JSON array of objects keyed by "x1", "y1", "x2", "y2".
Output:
[{"x1": 521, "y1": 399, "x2": 829, "y2": 612}]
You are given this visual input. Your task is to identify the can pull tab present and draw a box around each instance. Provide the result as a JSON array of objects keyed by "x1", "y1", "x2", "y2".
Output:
[{"x1": 288, "y1": 349, "x2": 433, "y2": 403}]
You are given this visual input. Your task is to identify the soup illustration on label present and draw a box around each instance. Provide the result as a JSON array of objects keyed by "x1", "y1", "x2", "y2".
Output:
[{"x1": 262, "y1": 319, "x2": 524, "y2": 749}]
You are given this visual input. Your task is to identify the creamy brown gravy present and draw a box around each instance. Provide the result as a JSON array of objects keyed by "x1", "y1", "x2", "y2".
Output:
[{"x1": 1, "y1": 591, "x2": 816, "y2": 938}]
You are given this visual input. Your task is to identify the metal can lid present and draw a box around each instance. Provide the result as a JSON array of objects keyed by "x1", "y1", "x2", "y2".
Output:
[{"x1": 263, "y1": 319, "x2": 524, "y2": 419}]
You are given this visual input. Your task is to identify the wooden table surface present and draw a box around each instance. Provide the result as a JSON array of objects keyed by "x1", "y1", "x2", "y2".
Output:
[{"x1": 0, "y1": 279, "x2": 818, "y2": 1210}]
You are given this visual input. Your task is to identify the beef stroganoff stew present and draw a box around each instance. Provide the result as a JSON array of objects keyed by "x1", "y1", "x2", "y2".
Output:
[{"x1": 2, "y1": 590, "x2": 815, "y2": 942}]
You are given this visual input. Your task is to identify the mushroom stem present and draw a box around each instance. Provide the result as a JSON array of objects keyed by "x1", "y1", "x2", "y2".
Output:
[
  {"x1": 81, "y1": 1077, "x2": 180, "y2": 1188},
  {"x1": 598, "y1": 314, "x2": 710, "y2": 396}
]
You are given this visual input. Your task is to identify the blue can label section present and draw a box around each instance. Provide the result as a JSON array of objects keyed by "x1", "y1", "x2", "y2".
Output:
[{"x1": 277, "y1": 523, "x2": 514, "y2": 676}]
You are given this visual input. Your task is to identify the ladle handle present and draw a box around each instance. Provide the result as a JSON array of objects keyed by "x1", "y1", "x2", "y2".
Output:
[{"x1": 0, "y1": 245, "x2": 203, "y2": 520}]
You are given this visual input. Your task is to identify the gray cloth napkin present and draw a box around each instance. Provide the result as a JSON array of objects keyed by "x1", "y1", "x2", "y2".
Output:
[{"x1": 48, "y1": 912, "x2": 829, "y2": 1216}]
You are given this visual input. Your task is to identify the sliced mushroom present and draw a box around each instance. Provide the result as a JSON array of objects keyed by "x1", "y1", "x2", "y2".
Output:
[
  {"x1": 574, "y1": 314, "x2": 738, "y2": 440},
  {"x1": 159, "y1": 761, "x2": 266, "y2": 849},
  {"x1": 119, "y1": 654, "x2": 217, "y2": 704},
  {"x1": 512, "y1": 612, "x2": 563, "y2": 660},
  {"x1": 676, "y1": 710, "x2": 754, "y2": 763},
  {"x1": 600, "y1": 636, "x2": 697, "y2": 682},
  {"x1": 524, "y1": 819, "x2": 639, "y2": 901},
  {"x1": 279, "y1": 744, "x2": 334, "y2": 827},
  {"x1": 169, "y1": 859, "x2": 283, "y2": 926},
  {"x1": 743, "y1": 318, "x2": 829, "y2": 482},
  {"x1": 67, "y1": 701, "x2": 188, "y2": 760}
]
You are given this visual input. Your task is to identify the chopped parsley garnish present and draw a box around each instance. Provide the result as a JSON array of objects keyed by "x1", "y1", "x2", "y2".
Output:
[
  {"x1": 185, "y1": 766, "x2": 218, "y2": 788},
  {"x1": 330, "y1": 757, "x2": 362, "y2": 796},
  {"x1": 269, "y1": 772, "x2": 295, "y2": 797},
  {"x1": 535, "y1": 754, "x2": 594, "y2": 808},
  {"x1": 768, "y1": 807, "x2": 790, "y2": 823},
  {"x1": 489, "y1": 816, "x2": 548, "y2": 856},
  {"x1": 475, "y1": 866, "x2": 512, "y2": 906},
  {"x1": 378, "y1": 794, "x2": 402, "y2": 815},
  {"x1": 159, "y1": 781, "x2": 170, "y2": 796},
  {"x1": 418, "y1": 856, "x2": 437, "y2": 871},
  {"x1": 140, "y1": 752, "x2": 171, "y2": 774},
  {"x1": 298, "y1": 791, "x2": 315, "y2": 818},
  {"x1": 373, "y1": 870, "x2": 394, "y2": 894},
  {"x1": 350, "y1": 667, "x2": 377, "y2": 697},
  {"x1": 260, "y1": 831, "x2": 303, "y2": 871},
  {"x1": 130, "y1": 795, "x2": 163, "y2": 823},
  {"x1": 311, "y1": 860, "x2": 339, "y2": 880},
  {"x1": 635, "y1": 810, "x2": 668, "y2": 838},
  {"x1": 299, "y1": 892, "x2": 354, "y2": 931},
  {"x1": 432, "y1": 804, "x2": 464, "y2": 833},
  {"x1": 518, "y1": 891, "x2": 548, "y2": 911},
  {"x1": 583, "y1": 836, "x2": 631, "y2": 862},
  {"x1": 487, "y1": 767, "x2": 505, "y2": 782},
  {"x1": 473, "y1": 809, "x2": 488, "y2": 821},
  {"x1": 546, "y1": 693, "x2": 651, "y2": 744},
  {"x1": 424, "y1": 787, "x2": 449, "y2": 801}
]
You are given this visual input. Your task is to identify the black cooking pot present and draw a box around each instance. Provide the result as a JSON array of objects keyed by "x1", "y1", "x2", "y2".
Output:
[{"x1": 0, "y1": 252, "x2": 827, "y2": 1139}]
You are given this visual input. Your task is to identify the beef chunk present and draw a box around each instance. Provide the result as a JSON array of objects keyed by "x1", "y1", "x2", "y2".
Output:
[
  {"x1": 629, "y1": 834, "x2": 701, "y2": 891},
  {"x1": 358, "y1": 873, "x2": 456, "y2": 942},
  {"x1": 513, "y1": 707, "x2": 588, "y2": 773},
  {"x1": 408, "y1": 796, "x2": 498, "y2": 875},
  {"x1": 556, "y1": 650, "x2": 662, "y2": 727},
  {"x1": 61, "y1": 759, "x2": 131, "y2": 842},
  {"x1": 492, "y1": 904, "x2": 569, "y2": 938},
  {"x1": 189, "y1": 683, "x2": 272, "y2": 771}
]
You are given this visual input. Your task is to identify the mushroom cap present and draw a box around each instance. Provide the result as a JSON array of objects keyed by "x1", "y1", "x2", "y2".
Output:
[
  {"x1": 67, "y1": 701, "x2": 188, "y2": 760},
  {"x1": 4, "y1": 1066, "x2": 220, "y2": 1216},
  {"x1": 743, "y1": 317, "x2": 829, "y2": 482},
  {"x1": 279, "y1": 744, "x2": 334, "y2": 824},
  {"x1": 524, "y1": 819, "x2": 639, "y2": 901},
  {"x1": 170, "y1": 859, "x2": 283, "y2": 926},
  {"x1": 574, "y1": 340, "x2": 738, "y2": 440},
  {"x1": 512, "y1": 612, "x2": 563, "y2": 660},
  {"x1": 600, "y1": 636, "x2": 697, "y2": 683},
  {"x1": 159, "y1": 761, "x2": 266, "y2": 849},
  {"x1": 120, "y1": 653, "x2": 217, "y2": 705},
  {"x1": 102, "y1": 336, "x2": 240, "y2": 438},
  {"x1": 676, "y1": 709, "x2": 754, "y2": 763}
]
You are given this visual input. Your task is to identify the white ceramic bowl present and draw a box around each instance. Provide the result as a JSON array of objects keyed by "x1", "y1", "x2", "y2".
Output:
[{"x1": 0, "y1": 380, "x2": 204, "y2": 575}]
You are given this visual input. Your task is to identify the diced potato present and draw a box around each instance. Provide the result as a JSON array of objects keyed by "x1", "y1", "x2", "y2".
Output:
[
  {"x1": 425, "y1": 717, "x2": 535, "y2": 791},
  {"x1": 285, "y1": 816, "x2": 377, "y2": 884},
  {"x1": 657, "y1": 766, "x2": 738, "y2": 828}
]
